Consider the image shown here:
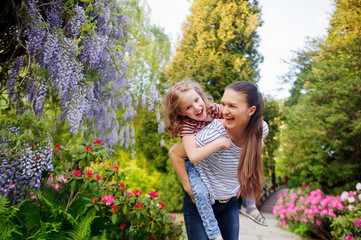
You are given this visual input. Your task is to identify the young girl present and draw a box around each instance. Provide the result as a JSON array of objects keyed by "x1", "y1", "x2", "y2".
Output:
[{"x1": 164, "y1": 80, "x2": 266, "y2": 240}]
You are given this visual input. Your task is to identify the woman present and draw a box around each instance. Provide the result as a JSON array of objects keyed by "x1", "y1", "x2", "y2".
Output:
[{"x1": 169, "y1": 81, "x2": 268, "y2": 240}]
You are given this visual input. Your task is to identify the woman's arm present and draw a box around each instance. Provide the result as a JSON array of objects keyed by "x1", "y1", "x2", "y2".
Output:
[
  {"x1": 168, "y1": 141, "x2": 195, "y2": 201},
  {"x1": 182, "y1": 135, "x2": 230, "y2": 163}
]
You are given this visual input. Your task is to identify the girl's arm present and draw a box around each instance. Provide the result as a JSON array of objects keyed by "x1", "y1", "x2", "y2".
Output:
[
  {"x1": 182, "y1": 135, "x2": 230, "y2": 163},
  {"x1": 168, "y1": 141, "x2": 195, "y2": 202}
]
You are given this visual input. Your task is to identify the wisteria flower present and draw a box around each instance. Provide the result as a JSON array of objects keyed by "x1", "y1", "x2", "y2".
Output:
[
  {"x1": 101, "y1": 195, "x2": 114, "y2": 206},
  {"x1": 94, "y1": 139, "x2": 103, "y2": 146}
]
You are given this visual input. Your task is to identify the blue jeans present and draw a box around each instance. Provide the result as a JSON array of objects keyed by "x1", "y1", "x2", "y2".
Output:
[
  {"x1": 183, "y1": 192, "x2": 239, "y2": 240},
  {"x1": 185, "y1": 159, "x2": 221, "y2": 239},
  {"x1": 242, "y1": 196, "x2": 256, "y2": 206},
  {"x1": 184, "y1": 159, "x2": 239, "y2": 240}
]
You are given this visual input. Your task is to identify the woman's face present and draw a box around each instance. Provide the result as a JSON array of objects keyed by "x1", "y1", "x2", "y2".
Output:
[
  {"x1": 221, "y1": 89, "x2": 256, "y2": 131},
  {"x1": 178, "y1": 89, "x2": 207, "y2": 121}
]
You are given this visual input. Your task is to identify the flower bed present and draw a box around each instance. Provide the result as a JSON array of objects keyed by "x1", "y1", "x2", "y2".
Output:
[{"x1": 273, "y1": 182, "x2": 361, "y2": 239}]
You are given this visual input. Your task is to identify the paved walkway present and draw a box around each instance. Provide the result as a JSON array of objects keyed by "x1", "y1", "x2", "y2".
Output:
[{"x1": 175, "y1": 188, "x2": 306, "y2": 240}]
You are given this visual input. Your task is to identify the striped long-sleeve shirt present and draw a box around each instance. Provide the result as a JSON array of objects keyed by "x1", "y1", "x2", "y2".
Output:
[{"x1": 194, "y1": 119, "x2": 269, "y2": 204}]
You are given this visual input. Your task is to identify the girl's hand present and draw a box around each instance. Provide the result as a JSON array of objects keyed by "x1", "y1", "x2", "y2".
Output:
[{"x1": 216, "y1": 137, "x2": 231, "y2": 149}]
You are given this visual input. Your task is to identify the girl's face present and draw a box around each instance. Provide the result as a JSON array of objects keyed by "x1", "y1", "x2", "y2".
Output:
[
  {"x1": 221, "y1": 89, "x2": 256, "y2": 131},
  {"x1": 178, "y1": 89, "x2": 207, "y2": 121}
]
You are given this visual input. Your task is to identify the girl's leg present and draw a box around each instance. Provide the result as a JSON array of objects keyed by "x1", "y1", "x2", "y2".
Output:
[
  {"x1": 240, "y1": 195, "x2": 267, "y2": 226},
  {"x1": 185, "y1": 159, "x2": 222, "y2": 240},
  {"x1": 213, "y1": 197, "x2": 239, "y2": 240},
  {"x1": 183, "y1": 191, "x2": 209, "y2": 240}
]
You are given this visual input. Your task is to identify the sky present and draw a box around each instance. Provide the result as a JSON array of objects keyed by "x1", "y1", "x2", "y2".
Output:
[{"x1": 146, "y1": 0, "x2": 335, "y2": 99}]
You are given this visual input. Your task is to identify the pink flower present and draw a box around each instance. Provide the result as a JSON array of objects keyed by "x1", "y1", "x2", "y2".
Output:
[
  {"x1": 94, "y1": 139, "x2": 103, "y2": 146},
  {"x1": 354, "y1": 218, "x2": 361, "y2": 228},
  {"x1": 133, "y1": 190, "x2": 142, "y2": 197},
  {"x1": 73, "y1": 170, "x2": 81, "y2": 177},
  {"x1": 169, "y1": 214, "x2": 176, "y2": 221},
  {"x1": 120, "y1": 223, "x2": 126, "y2": 230},
  {"x1": 54, "y1": 144, "x2": 61, "y2": 151},
  {"x1": 298, "y1": 187, "x2": 303, "y2": 195},
  {"x1": 301, "y1": 217, "x2": 308, "y2": 223},
  {"x1": 279, "y1": 220, "x2": 288, "y2": 226},
  {"x1": 113, "y1": 164, "x2": 119, "y2": 172},
  {"x1": 345, "y1": 235, "x2": 354, "y2": 240},
  {"x1": 9, "y1": 184, "x2": 15, "y2": 189},
  {"x1": 158, "y1": 201, "x2": 165, "y2": 209},
  {"x1": 86, "y1": 146, "x2": 92, "y2": 153},
  {"x1": 93, "y1": 199, "x2": 98, "y2": 204},
  {"x1": 348, "y1": 205, "x2": 354, "y2": 211},
  {"x1": 101, "y1": 195, "x2": 114, "y2": 206},
  {"x1": 111, "y1": 205, "x2": 118, "y2": 213},
  {"x1": 135, "y1": 202, "x2": 144, "y2": 210},
  {"x1": 302, "y1": 182, "x2": 306, "y2": 187},
  {"x1": 119, "y1": 183, "x2": 125, "y2": 190},
  {"x1": 124, "y1": 190, "x2": 133, "y2": 198},
  {"x1": 85, "y1": 171, "x2": 93, "y2": 179},
  {"x1": 315, "y1": 219, "x2": 322, "y2": 226},
  {"x1": 95, "y1": 174, "x2": 101, "y2": 181},
  {"x1": 148, "y1": 191, "x2": 159, "y2": 199},
  {"x1": 356, "y1": 183, "x2": 361, "y2": 191},
  {"x1": 341, "y1": 191, "x2": 349, "y2": 201}
]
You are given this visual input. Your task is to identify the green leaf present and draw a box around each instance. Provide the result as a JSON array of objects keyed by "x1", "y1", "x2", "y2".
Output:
[
  {"x1": 71, "y1": 180, "x2": 76, "y2": 190},
  {"x1": 111, "y1": 214, "x2": 117, "y2": 225},
  {"x1": 123, "y1": 204, "x2": 127, "y2": 215}
]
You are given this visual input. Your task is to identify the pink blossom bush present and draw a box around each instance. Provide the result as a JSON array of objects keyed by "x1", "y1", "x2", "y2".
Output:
[{"x1": 274, "y1": 182, "x2": 361, "y2": 239}]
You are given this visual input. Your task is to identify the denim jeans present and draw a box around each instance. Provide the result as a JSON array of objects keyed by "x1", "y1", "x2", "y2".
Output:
[
  {"x1": 242, "y1": 196, "x2": 256, "y2": 207},
  {"x1": 185, "y1": 159, "x2": 221, "y2": 239},
  {"x1": 183, "y1": 191, "x2": 239, "y2": 240}
]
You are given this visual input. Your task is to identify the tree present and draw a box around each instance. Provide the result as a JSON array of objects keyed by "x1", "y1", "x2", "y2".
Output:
[
  {"x1": 279, "y1": 0, "x2": 361, "y2": 194},
  {"x1": 262, "y1": 96, "x2": 282, "y2": 176},
  {"x1": 165, "y1": 0, "x2": 263, "y2": 102}
]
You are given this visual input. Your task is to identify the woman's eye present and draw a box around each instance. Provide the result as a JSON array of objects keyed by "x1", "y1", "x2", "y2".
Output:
[{"x1": 195, "y1": 98, "x2": 199, "y2": 102}]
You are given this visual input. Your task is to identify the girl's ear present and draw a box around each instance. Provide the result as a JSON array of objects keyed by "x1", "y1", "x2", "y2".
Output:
[{"x1": 248, "y1": 106, "x2": 256, "y2": 116}]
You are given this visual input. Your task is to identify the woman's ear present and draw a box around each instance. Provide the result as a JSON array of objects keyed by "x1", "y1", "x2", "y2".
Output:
[{"x1": 248, "y1": 106, "x2": 256, "y2": 116}]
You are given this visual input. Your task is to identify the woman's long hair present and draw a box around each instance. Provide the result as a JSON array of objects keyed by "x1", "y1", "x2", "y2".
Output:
[{"x1": 225, "y1": 81, "x2": 265, "y2": 204}]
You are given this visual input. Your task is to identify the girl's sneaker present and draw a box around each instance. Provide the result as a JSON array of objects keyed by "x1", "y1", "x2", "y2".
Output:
[{"x1": 239, "y1": 205, "x2": 268, "y2": 226}]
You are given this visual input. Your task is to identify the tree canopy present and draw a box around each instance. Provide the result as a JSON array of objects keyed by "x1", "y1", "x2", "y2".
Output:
[
  {"x1": 165, "y1": 0, "x2": 263, "y2": 101},
  {"x1": 279, "y1": 0, "x2": 361, "y2": 194}
]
